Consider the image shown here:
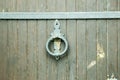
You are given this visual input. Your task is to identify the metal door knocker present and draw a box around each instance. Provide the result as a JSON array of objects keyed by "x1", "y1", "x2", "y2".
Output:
[{"x1": 46, "y1": 20, "x2": 68, "y2": 60}]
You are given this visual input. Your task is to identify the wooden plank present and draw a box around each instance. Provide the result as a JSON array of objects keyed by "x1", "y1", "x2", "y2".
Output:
[
  {"x1": 86, "y1": 0, "x2": 97, "y2": 80},
  {"x1": 107, "y1": 0, "x2": 118, "y2": 77},
  {"x1": 25, "y1": 20, "x2": 37, "y2": 80},
  {"x1": 36, "y1": 0, "x2": 47, "y2": 80},
  {"x1": 107, "y1": 20, "x2": 118, "y2": 76},
  {"x1": 16, "y1": 21, "x2": 27, "y2": 80},
  {"x1": 97, "y1": 0, "x2": 107, "y2": 11},
  {"x1": 16, "y1": 0, "x2": 28, "y2": 80},
  {"x1": 55, "y1": 0, "x2": 67, "y2": 80},
  {"x1": 0, "y1": 0, "x2": 8, "y2": 80},
  {"x1": 36, "y1": 0, "x2": 46, "y2": 12},
  {"x1": 25, "y1": 0, "x2": 37, "y2": 80},
  {"x1": 97, "y1": 20, "x2": 107, "y2": 80},
  {"x1": 6, "y1": 0, "x2": 18, "y2": 80},
  {"x1": 118, "y1": 1, "x2": 120, "y2": 79},
  {"x1": 76, "y1": 20, "x2": 87, "y2": 80},
  {"x1": 56, "y1": 20, "x2": 67, "y2": 80},
  {"x1": 67, "y1": 20, "x2": 76, "y2": 80},
  {"x1": 86, "y1": 21, "x2": 97, "y2": 80},
  {"x1": 46, "y1": 20, "x2": 58, "y2": 80},
  {"x1": 76, "y1": 0, "x2": 86, "y2": 11},
  {"x1": 46, "y1": 0, "x2": 57, "y2": 80},
  {"x1": 86, "y1": 0, "x2": 96, "y2": 12},
  {"x1": 0, "y1": 20, "x2": 8, "y2": 80},
  {"x1": 97, "y1": 0, "x2": 107, "y2": 80},
  {"x1": 26, "y1": 0, "x2": 37, "y2": 12},
  {"x1": 37, "y1": 20, "x2": 47, "y2": 80},
  {"x1": 16, "y1": 0, "x2": 27, "y2": 12},
  {"x1": 66, "y1": 0, "x2": 76, "y2": 80},
  {"x1": 7, "y1": 20, "x2": 18, "y2": 80},
  {"x1": 0, "y1": 20, "x2": 3, "y2": 80},
  {"x1": 76, "y1": 0, "x2": 87, "y2": 80},
  {"x1": 118, "y1": 21, "x2": 120, "y2": 79},
  {"x1": 6, "y1": 0, "x2": 16, "y2": 11}
]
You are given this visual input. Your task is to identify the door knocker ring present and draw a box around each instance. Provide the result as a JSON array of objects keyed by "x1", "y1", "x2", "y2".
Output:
[{"x1": 46, "y1": 20, "x2": 68, "y2": 60}]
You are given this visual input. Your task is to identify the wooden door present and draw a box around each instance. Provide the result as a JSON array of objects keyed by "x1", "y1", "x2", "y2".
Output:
[{"x1": 0, "y1": 0, "x2": 119, "y2": 80}]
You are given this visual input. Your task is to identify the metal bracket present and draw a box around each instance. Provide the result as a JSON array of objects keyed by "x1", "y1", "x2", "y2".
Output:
[{"x1": 0, "y1": 12, "x2": 120, "y2": 20}]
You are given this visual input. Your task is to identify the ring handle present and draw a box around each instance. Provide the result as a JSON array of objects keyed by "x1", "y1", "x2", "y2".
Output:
[{"x1": 46, "y1": 20, "x2": 68, "y2": 60}]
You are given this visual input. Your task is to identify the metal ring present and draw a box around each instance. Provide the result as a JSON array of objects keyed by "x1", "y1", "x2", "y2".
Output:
[{"x1": 46, "y1": 36, "x2": 68, "y2": 57}]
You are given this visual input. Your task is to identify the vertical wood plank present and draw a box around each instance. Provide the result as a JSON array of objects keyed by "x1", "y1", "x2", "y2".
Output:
[
  {"x1": 107, "y1": 0, "x2": 118, "y2": 77},
  {"x1": 37, "y1": 20, "x2": 47, "y2": 80},
  {"x1": 26, "y1": 20, "x2": 37, "y2": 80},
  {"x1": 66, "y1": 0, "x2": 76, "y2": 80},
  {"x1": 96, "y1": 21, "x2": 107, "y2": 80},
  {"x1": 67, "y1": 20, "x2": 77, "y2": 80},
  {"x1": 0, "y1": 0, "x2": 8, "y2": 80},
  {"x1": 118, "y1": 1, "x2": 120, "y2": 79},
  {"x1": 107, "y1": 20, "x2": 118, "y2": 76},
  {"x1": 46, "y1": 0, "x2": 57, "y2": 80},
  {"x1": 97, "y1": 0, "x2": 107, "y2": 80},
  {"x1": 0, "y1": 20, "x2": 8, "y2": 80},
  {"x1": 6, "y1": 0, "x2": 16, "y2": 11},
  {"x1": 6, "y1": 0, "x2": 18, "y2": 80},
  {"x1": 118, "y1": 21, "x2": 120, "y2": 79},
  {"x1": 26, "y1": 0, "x2": 37, "y2": 12},
  {"x1": 76, "y1": 0, "x2": 87, "y2": 80},
  {"x1": 16, "y1": 0, "x2": 27, "y2": 12},
  {"x1": 7, "y1": 21, "x2": 18, "y2": 80},
  {"x1": 46, "y1": 20, "x2": 57, "y2": 80},
  {"x1": 56, "y1": 0, "x2": 67, "y2": 80},
  {"x1": 16, "y1": 0, "x2": 27, "y2": 80},
  {"x1": 26, "y1": 0, "x2": 38, "y2": 80},
  {"x1": 86, "y1": 0, "x2": 97, "y2": 80},
  {"x1": 37, "y1": 0, "x2": 47, "y2": 80},
  {"x1": 86, "y1": 21, "x2": 97, "y2": 80},
  {"x1": 36, "y1": 0, "x2": 46, "y2": 12},
  {"x1": 76, "y1": 20, "x2": 87, "y2": 80},
  {"x1": 17, "y1": 21, "x2": 27, "y2": 80}
]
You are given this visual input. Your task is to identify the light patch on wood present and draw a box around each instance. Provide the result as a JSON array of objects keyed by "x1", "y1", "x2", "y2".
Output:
[
  {"x1": 87, "y1": 43, "x2": 105, "y2": 70},
  {"x1": 97, "y1": 43, "x2": 105, "y2": 60}
]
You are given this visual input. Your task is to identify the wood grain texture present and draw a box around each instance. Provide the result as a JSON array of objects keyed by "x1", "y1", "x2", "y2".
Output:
[
  {"x1": 16, "y1": 0, "x2": 27, "y2": 80},
  {"x1": 0, "y1": 20, "x2": 8, "y2": 80},
  {"x1": 26, "y1": 0, "x2": 38, "y2": 80},
  {"x1": 0, "y1": 0, "x2": 7, "y2": 80},
  {"x1": 86, "y1": 0, "x2": 97, "y2": 80},
  {"x1": 97, "y1": 20, "x2": 107, "y2": 80},
  {"x1": 6, "y1": 0, "x2": 18, "y2": 80},
  {"x1": 76, "y1": 0, "x2": 87, "y2": 80},
  {"x1": 26, "y1": 21, "x2": 37, "y2": 80},
  {"x1": 55, "y1": 0, "x2": 68, "y2": 80},
  {"x1": 118, "y1": 1, "x2": 120, "y2": 79},
  {"x1": 37, "y1": 0, "x2": 47, "y2": 80},
  {"x1": 17, "y1": 21, "x2": 27, "y2": 80},
  {"x1": 46, "y1": 0, "x2": 57, "y2": 80},
  {"x1": 96, "y1": 0, "x2": 107, "y2": 80},
  {"x1": 118, "y1": 21, "x2": 120, "y2": 79},
  {"x1": 76, "y1": 20, "x2": 87, "y2": 80},
  {"x1": 107, "y1": 0, "x2": 118, "y2": 77},
  {"x1": 66, "y1": 0, "x2": 77, "y2": 80},
  {"x1": 0, "y1": 0, "x2": 119, "y2": 80}
]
